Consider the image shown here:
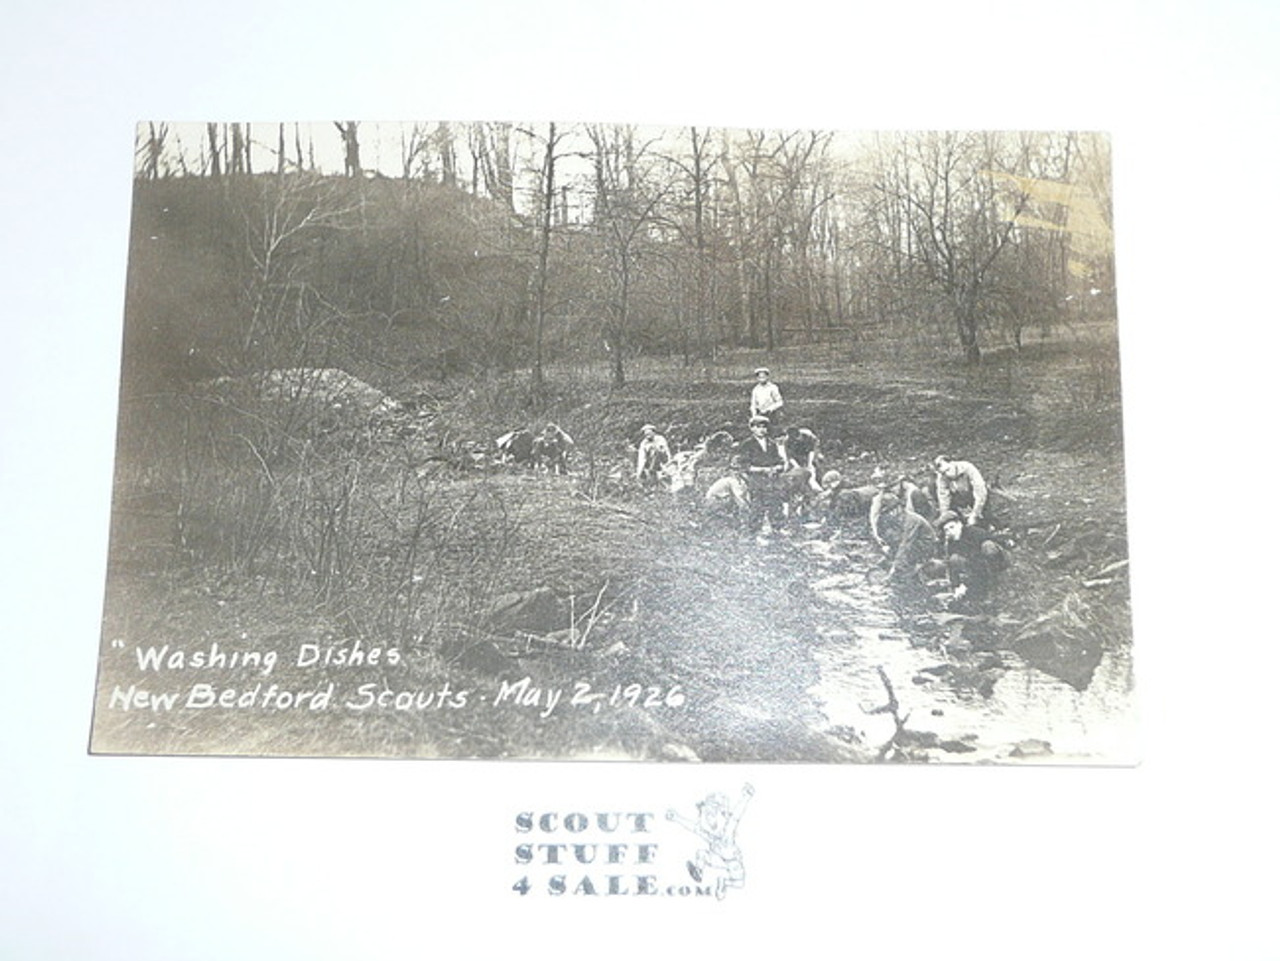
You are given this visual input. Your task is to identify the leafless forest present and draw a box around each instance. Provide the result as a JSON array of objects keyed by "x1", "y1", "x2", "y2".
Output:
[
  {"x1": 128, "y1": 122, "x2": 1112, "y2": 384},
  {"x1": 93, "y1": 122, "x2": 1130, "y2": 762}
]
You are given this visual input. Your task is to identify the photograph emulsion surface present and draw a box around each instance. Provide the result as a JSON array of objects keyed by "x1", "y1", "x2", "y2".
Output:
[{"x1": 91, "y1": 122, "x2": 1134, "y2": 763}]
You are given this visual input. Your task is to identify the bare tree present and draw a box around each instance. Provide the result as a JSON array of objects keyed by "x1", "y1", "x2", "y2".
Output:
[
  {"x1": 233, "y1": 174, "x2": 362, "y2": 374},
  {"x1": 469, "y1": 122, "x2": 516, "y2": 209},
  {"x1": 398, "y1": 123, "x2": 433, "y2": 182},
  {"x1": 229, "y1": 123, "x2": 246, "y2": 175},
  {"x1": 865, "y1": 131, "x2": 1031, "y2": 362},
  {"x1": 719, "y1": 131, "x2": 757, "y2": 347},
  {"x1": 435, "y1": 123, "x2": 458, "y2": 188},
  {"x1": 206, "y1": 123, "x2": 223, "y2": 178},
  {"x1": 126, "y1": 122, "x2": 1105, "y2": 371},
  {"x1": 659, "y1": 127, "x2": 722, "y2": 361},
  {"x1": 136, "y1": 122, "x2": 169, "y2": 180},
  {"x1": 334, "y1": 122, "x2": 361, "y2": 178},
  {"x1": 528, "y1": 122, "x2": 566, "y2": 400},
  {"x1": 722, "y1": 130, "x2": 824, "y2": 350},
  {"x1": 587, "y1": 124, "x2": 673, "y2": 387},
  {"x1": 769, "y1": 130, "x2": 837, "y2": 343},
  {"x1": 294, "y1": 123, "x2": 307, "y2": 173}
]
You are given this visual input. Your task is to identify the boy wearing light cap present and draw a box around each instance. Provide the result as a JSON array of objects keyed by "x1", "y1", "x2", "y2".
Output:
[
  {"x1": 933, "y1": 455, "x2": 989, "y2": 526},
  {"x1": 636, "y1": 423, "x2": 671, "y2": 487},
  {"x1": 749, "y1": 367, "x2": 784, "y2": 426}
]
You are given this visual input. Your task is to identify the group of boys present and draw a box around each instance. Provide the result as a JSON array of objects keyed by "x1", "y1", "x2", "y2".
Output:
[
  {"x1": 725, "y1": 368, "x2": 1010, "y2": 608},
  {"x1": 537, "y1": 364, "x2": 1010, "y2": 608},
  {"x1": 495, "y1": 422, "x2": 575, "y2": 474},
  {"x1": 829, "y1": 459, "x2": 1009, "y2": 606}
]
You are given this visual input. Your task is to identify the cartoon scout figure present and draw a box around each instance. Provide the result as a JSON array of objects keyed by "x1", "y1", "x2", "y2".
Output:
[{"x1": 666, "y1": 784, "x2": 754, "y2": 899}]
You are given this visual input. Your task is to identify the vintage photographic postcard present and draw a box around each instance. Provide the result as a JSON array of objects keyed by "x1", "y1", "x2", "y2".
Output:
[{"x1": 89, "y1": 122, "x2": 1135, "y2": 763}]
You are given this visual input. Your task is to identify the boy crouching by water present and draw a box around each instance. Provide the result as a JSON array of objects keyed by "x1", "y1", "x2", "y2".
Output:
[{"x1": 937, "y1": 509, "x2": 1009, "y2": 606}]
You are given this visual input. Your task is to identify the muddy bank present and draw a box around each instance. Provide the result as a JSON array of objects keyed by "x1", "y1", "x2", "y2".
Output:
[{"x1": 94, "y1": 354, "x2": 1133, "y2": 762}]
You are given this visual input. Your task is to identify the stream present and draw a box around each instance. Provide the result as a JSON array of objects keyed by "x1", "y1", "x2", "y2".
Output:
[{"x1": 791, "y1": 529, "x2": 1137, "y2": 764}]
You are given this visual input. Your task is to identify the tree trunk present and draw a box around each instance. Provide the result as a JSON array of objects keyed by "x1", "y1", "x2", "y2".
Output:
[
  {"x1": 955, "y1": 291, "x2": 982, "y2": 363},
  {"x1": 745, "y1": 270, "x2": 759, "y2": 347},
  {"x1": 141, "y1": 123, "x2": 166, "y2": 179},
  {"x1": 611, "y1": 258, "x2": 629, "y2": 388},
  {"x1": 764, "y1": 257, "x2": 776, "y2": 351},
  {"x1": 438, "y1": 123, "x2": 457, "y2": 188},
  {"x1": 229, "y1": 124, "x2": 244, "y2": 175},
  {"x1": 531, "y1": 123, "x2": 557, "y2": 401},
  {"x1": 334, "y1": 122, "x2": 361, "y2": 177},
  {"x1": 690, "y1": 127, "x2": 711, "y2": 361},
  {"x1": 206, "y1": 123, "x2": 222, "y2": 178}
]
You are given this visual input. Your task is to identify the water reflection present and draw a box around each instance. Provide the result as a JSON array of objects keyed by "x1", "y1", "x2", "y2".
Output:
[{"x1": 796, "y1": 534, "x2": 1137, "y2": 764}]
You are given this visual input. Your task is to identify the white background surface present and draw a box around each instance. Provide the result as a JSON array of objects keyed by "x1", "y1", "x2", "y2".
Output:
[{"x1": 1, "y1": 2, "x2": 1276, "y2": 957}]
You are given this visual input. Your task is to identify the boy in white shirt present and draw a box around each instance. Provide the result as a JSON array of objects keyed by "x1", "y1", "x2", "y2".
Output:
[{"x1": 749, "y1": 368, "x2": 784, "y2": 426}]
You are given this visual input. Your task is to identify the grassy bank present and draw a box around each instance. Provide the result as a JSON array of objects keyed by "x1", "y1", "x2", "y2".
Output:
[{"x1": 92, "y1": 334, "x2": 1131, "y2": 760}]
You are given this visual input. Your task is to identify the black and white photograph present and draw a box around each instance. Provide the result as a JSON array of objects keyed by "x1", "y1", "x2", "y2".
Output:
[
  {"x1": 90, "y1": 121, "x2": 1134, "y2": 764},
  {"x1": 3, "y1": 1, "x2": 1276, "y2": 958}
]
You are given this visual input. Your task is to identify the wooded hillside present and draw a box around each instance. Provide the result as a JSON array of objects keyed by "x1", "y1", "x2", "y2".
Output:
[{"x1": 126, "y1": 124, "x2": 1114, "y2": 395}]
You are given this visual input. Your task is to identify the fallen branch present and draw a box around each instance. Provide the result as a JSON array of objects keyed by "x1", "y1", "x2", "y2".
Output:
[
  {"x1": 235, "y1": 433, "x2": 277, "y2": 487},
  {"x1": 864, "y1": 665, "x2": 899, "y2": 716},
  {"x1": 573, "y1": 580, "x2": 612, "y2": 647},
  {"x1": 862, "y1": 665, "x2": 911, "y2": 762}
]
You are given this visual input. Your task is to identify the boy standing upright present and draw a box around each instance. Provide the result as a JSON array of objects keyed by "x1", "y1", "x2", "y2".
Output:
[
  {"x1": 736, "y1": 415, "x2": 787, "y2": 536},
  {"x1": 749, "y1": 367, "x2": 784, "y2": 426}
]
